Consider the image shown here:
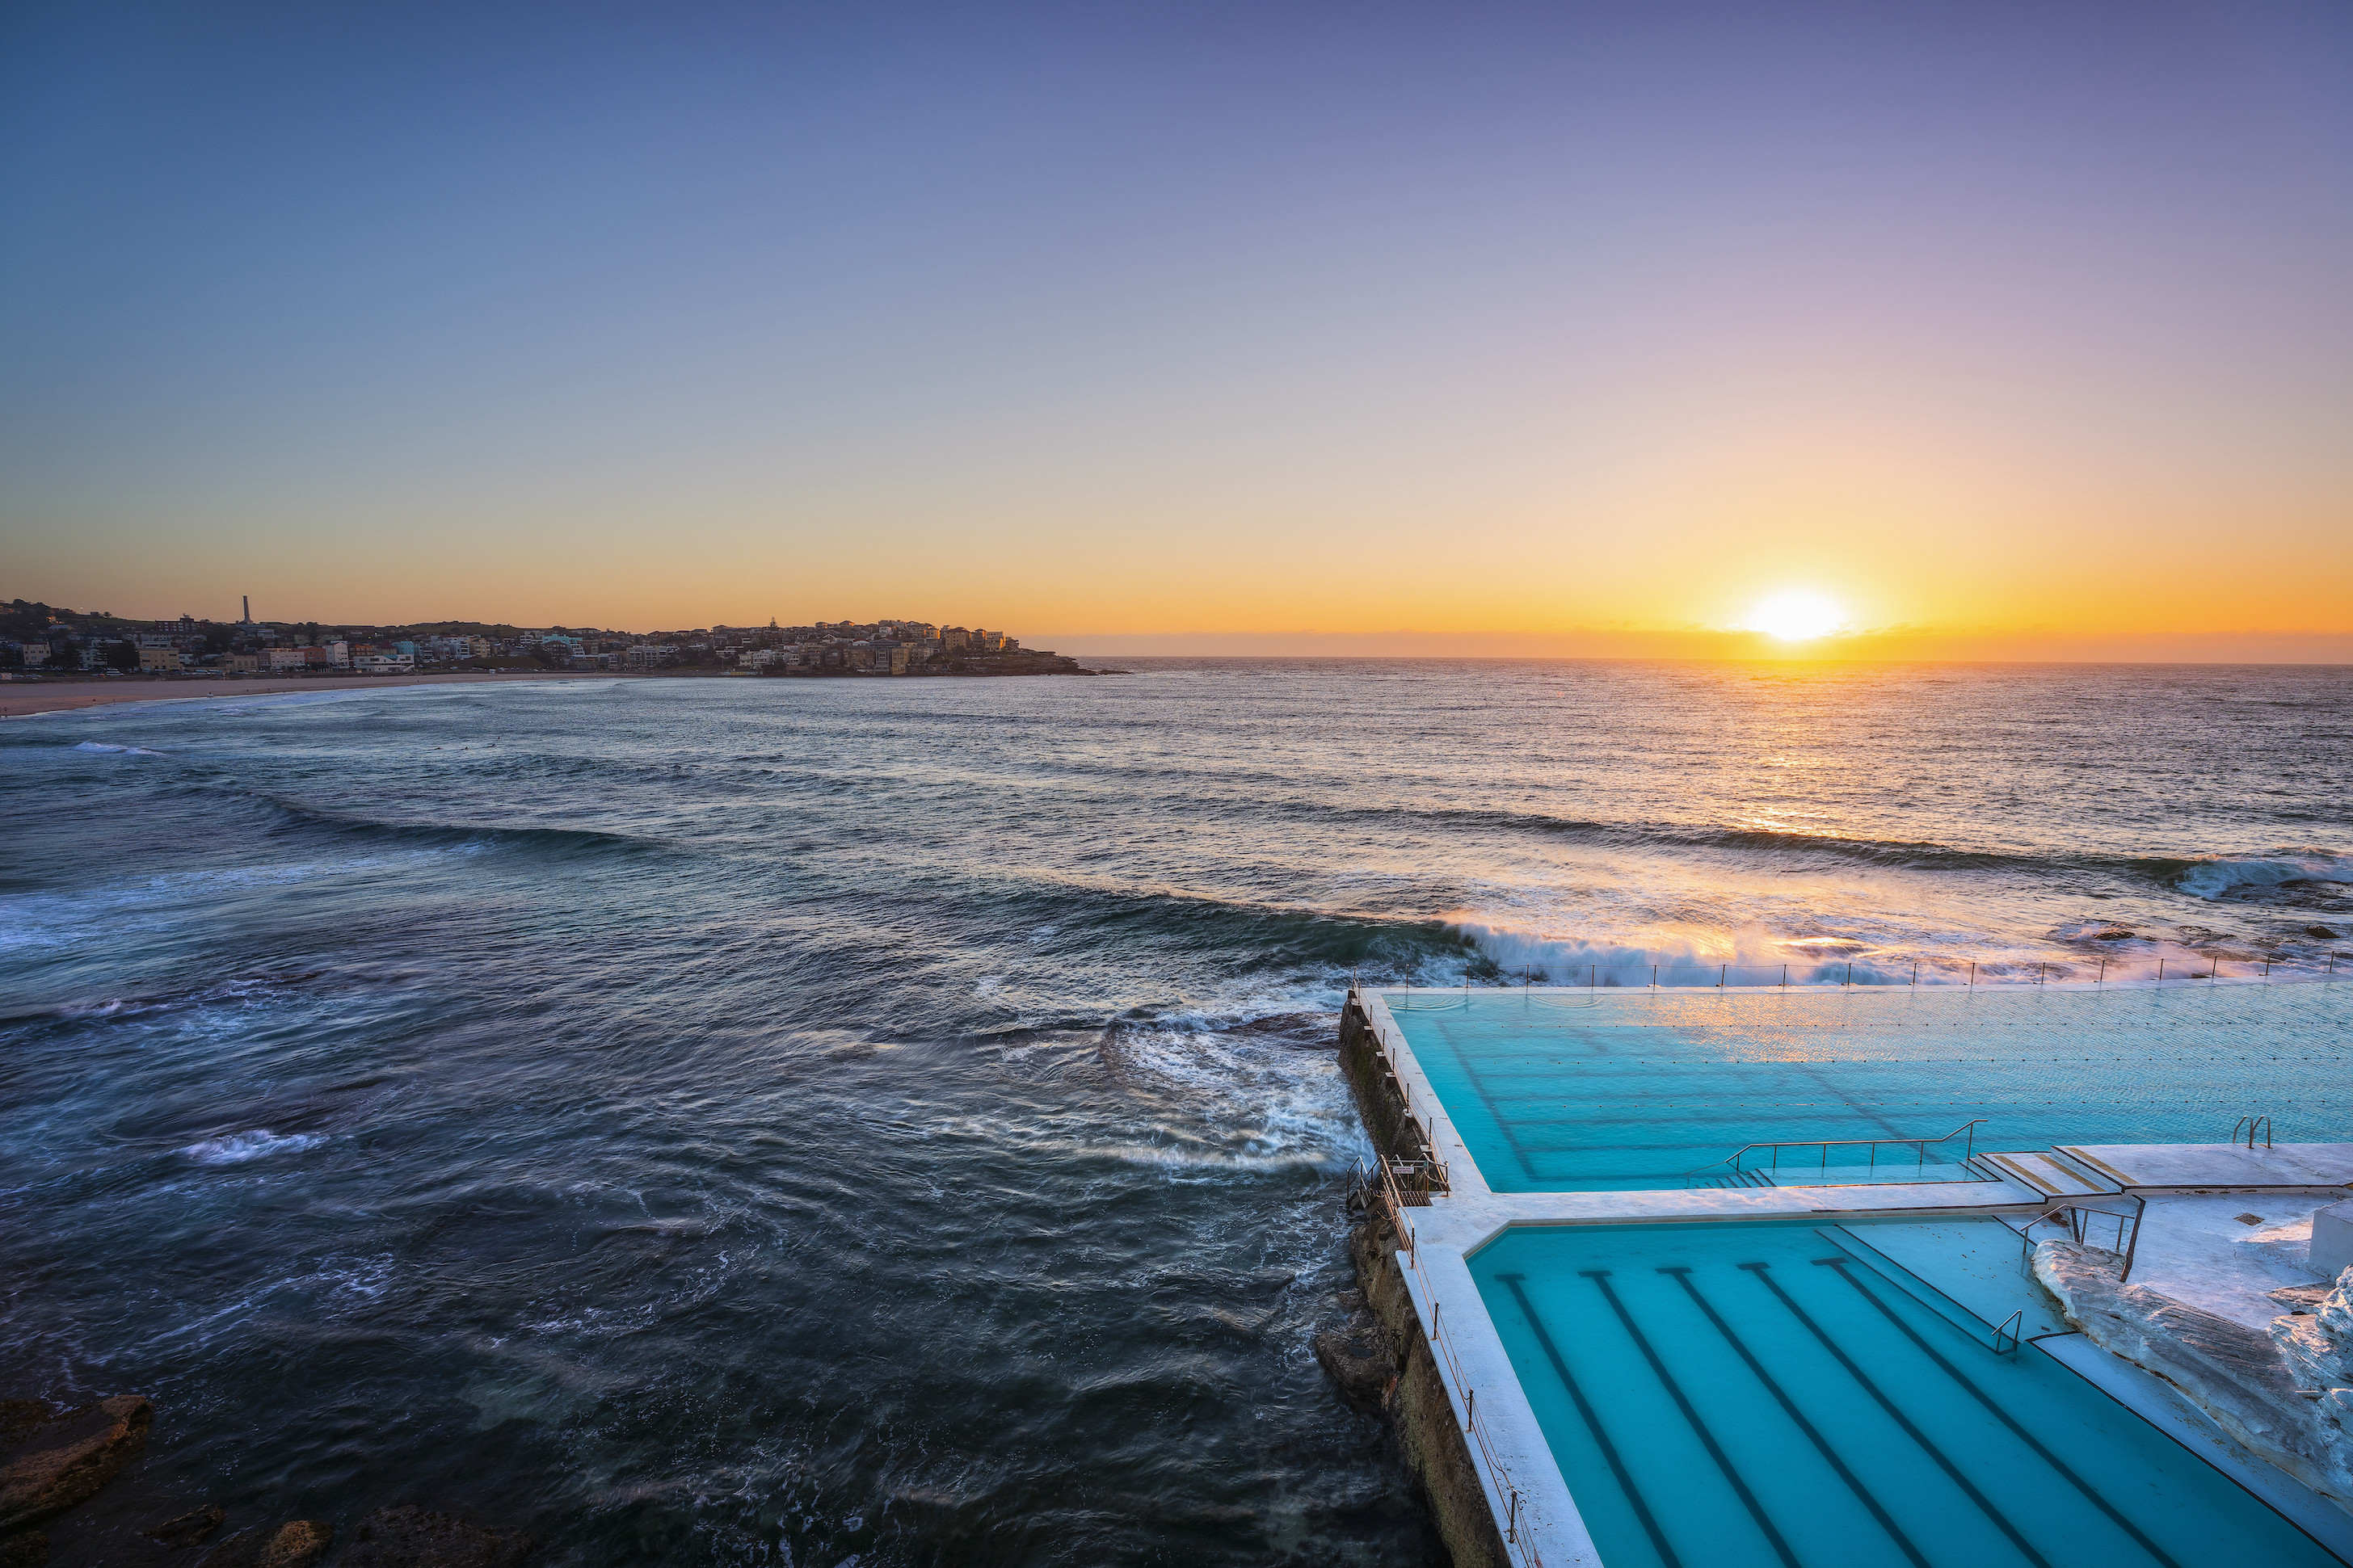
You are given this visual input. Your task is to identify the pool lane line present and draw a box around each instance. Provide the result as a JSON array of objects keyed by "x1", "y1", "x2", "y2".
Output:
[
  {"x1": 1493, "y1": 1271, "x2": 1682, "y2": 1568},
  {"x1": 1657, "y1": 1267, "x2": 1930, "y2": 1568},
  {"x1": 1815, "y1": 1258, "x2": 2184, "y2": 1568},
  {"x1": 1581, "y1": 1269, "x2": 1801, "y2": 1568},
  {"x1": 1739, "y1": 1262, "x2": 2055, "y2": 1568}
]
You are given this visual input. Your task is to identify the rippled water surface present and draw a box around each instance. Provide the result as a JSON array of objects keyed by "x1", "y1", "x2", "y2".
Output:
[{"x1": 3, "y1": 661, "x2": 2348, "y2": 1564}]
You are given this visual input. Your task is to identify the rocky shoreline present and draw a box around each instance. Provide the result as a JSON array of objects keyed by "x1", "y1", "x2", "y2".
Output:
[{"x1": 0, "y1": 1397, "x2": 529, "y2": 1568}]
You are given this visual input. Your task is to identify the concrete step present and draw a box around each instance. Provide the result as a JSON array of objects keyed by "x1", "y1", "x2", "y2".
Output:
[{"x1": 1977, "y1": 1150, "x2": 2118, "y2": 1197}]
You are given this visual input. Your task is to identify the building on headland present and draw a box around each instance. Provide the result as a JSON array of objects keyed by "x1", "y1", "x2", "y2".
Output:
[{"x1": 2, "y1": 606, "x2": 1092, "y2": 681}]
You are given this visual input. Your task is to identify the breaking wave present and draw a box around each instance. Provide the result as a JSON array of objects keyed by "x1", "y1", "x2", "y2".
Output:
[
  {"x1": 183, "y1": 1129, "x2": 326, "y2": 1165},
  {"x1": 2155, "y1": 851, "x2": 2353, "y2": 900}
]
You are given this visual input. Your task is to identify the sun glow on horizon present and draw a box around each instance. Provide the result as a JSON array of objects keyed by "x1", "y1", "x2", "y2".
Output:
[{"x1": 1741, "y1": 590, "x2": 1848, "y2": 641}]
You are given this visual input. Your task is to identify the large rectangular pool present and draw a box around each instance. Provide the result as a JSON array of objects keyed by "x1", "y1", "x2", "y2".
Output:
[
  {"x1": 1385, "y1": 983, "x2": 2353, "y2": 1192},
  {"x1": 1470, "y1": 1217, "x2": 2341, "y2": 1568}
]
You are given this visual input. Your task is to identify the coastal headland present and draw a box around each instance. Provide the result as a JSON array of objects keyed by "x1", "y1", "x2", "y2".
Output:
[{"x1": 0, "y1": 671, "x2": 619, "y2": 721}]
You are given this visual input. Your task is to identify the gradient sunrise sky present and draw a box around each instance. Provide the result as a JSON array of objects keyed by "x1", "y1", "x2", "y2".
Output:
[{"x1": 2, "y1": 2, "x2": 2349, "y2": 656}]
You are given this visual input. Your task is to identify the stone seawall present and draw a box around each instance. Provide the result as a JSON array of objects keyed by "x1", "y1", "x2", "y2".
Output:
[{"x1": 1330, "y1": 994, "x2": 1511, "y2": 1568}]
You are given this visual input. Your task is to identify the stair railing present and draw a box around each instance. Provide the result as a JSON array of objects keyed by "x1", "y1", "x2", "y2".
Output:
[
  {"x1": 1686, "y1": 1118, "x2": 1985, "y2": 1187},
  {"x1": 2232, "y1": 1114, "x2": 2273, "y2": 1150},
  {"x1": 2012, "y1": 1196, "x2": 2146, "y2": 1282}
]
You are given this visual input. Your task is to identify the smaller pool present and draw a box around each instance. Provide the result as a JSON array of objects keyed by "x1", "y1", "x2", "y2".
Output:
[
  {"x1": 1387, "y1": 984, "x2": 2353, "y2": 1191},
  {"x1": 1471, "y1": 1218, "x2": 2341, "y2": 1568}
]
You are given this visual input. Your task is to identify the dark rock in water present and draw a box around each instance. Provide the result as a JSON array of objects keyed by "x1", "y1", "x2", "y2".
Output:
[
  {"x1": 0, "y1": 1530, "x2": 46, "y2": 1567},
  {"x1": 2310, "y1": 925, "x2": 2340, "y2": 940},
  {"x1": 145, "y1": 1504, "x2": 227, "y2": 1547},
  {"x1": 196, "y1": 1521, "x2": 333, "y2": 1568},
  {"x1": 1315, "y1": 1316, "x2": 1396, "y2": 1409},
  {"x1": 343, "y1": 1507, "x2": 532, "y2": 1567},
  {"x1": 0, "y1": 1397, "x2": 153, "y2": 1532}
]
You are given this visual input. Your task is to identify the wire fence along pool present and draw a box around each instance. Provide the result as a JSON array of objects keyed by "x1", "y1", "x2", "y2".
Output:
[{"x1": 1375, "y1": 952, "x2": 2351, "y2": 997}]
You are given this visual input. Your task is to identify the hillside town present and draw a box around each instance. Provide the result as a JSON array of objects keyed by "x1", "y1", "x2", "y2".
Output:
[{"x1": 0, "y1": 599, "x2": 1096, "y2": 681}]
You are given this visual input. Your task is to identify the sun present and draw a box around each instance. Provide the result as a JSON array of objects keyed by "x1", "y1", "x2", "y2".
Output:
[{"x1": 1743, "y1": 589, "x2": 1847, "y2": 641}]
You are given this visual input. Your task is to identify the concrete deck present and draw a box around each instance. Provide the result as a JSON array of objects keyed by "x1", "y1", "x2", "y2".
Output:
[{"x1": 2063, "y1": 1142, "x2": 2353, "y2": 1191}]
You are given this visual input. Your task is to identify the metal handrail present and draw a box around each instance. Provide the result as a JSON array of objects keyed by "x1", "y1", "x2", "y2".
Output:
[
  {"x1": 1690, "y1": 1118, "x2": 1984, "y2": 1183},
  {"x1": 1348, "y1": 987, "x2": 1450, "y2": 1196},
  {"x1": 1402, "y1": 1239, "x2": 1544, "y2": 1566},
  {"x1": 2013, "y1": 1196, "x2": 2147, "y2": 1283},
  {"x1": 1993, "y1": 1309, "x2": 2023, "y2": 1356},
  {"x1": 2232, "y1": 1114, "x2": 2273, "y2": 1150},
  {"x1": 1368, "y1": 956, "x2": 2353, "y2": 990}
]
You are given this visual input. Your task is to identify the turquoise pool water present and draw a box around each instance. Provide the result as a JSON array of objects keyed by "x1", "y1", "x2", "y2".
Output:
[
  {"x1": 1386, "y1": 983, "x2": 2353, "y2": 1192},
  {"x1": 1471, "y1": 1219, "x2": 2342, "y2": 1568}
]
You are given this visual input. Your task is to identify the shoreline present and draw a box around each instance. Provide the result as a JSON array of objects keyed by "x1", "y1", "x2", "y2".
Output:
[{"x1": 0, "y1": 670, "x2": 626, "y2": 721}]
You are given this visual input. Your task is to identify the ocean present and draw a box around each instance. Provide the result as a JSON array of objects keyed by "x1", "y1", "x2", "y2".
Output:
[{"x1": 3, "y1": 659, "x2": 2348, "y2": 1565}]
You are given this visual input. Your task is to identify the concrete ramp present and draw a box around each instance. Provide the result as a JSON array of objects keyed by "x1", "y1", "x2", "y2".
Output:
[{"x1": 1977, "y1": 1150, "x2": 2117, "y2": 1196}]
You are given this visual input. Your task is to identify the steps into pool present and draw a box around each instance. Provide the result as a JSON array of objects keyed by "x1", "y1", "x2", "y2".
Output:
[{"x1": 1971, "y1": 1149, "x2": 2121, "y2": 1197}]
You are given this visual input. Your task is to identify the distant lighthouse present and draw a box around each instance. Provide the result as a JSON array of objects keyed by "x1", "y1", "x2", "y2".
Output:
[{"x1": 242, "y1": 595, "x2": 252, "y2": 624}]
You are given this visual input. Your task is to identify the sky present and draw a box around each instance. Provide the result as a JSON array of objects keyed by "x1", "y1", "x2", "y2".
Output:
[{"x1": 2, "y1": 1, "x2": 2349, "y2": 657}]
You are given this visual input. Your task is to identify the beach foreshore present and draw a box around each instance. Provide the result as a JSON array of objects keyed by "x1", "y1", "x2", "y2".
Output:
[{"x1": 0, "y1": 670, "x2": 627, "y2": 721}]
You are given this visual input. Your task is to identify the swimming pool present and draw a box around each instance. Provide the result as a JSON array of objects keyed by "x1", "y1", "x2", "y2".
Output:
[
  {"x1": 1385, "y1": 983, "x2": 2353, "y2": 1192},
  {"x1": 1469, "y1": 1217, "x2": 2341, "y2": 1568}
]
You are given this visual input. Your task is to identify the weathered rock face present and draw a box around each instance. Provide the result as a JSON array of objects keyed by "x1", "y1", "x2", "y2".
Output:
[
  {"x1": 1314, "y1": 1314, "x2": 1397, "y2": 1410},
  {"x1": 2275, "y1": 1267, "x2": 2353, "y2": 1388},
  {"x1": 196, "y1": 1520, "x2": 335, "y2": 1568},
  {"x1": 145, "y1": 1504, "x2": 228, "y2": 1547},
  {"x1": 2273, "y1": 1266, "x2": 2353, "y2": 1460},
  {"x1": 2034, "y1": 1240, "x2": 2353, "y2": 1511},
  {"x1": 0, "y1": 1397, "x2": 153, "y2": 1532},
  {"x1": 341, "y1": 1506, "x2": 532, "y2": 1568},
  {"x1": 0, "y1": 1529, "x2": 45, "y2": 1568}
]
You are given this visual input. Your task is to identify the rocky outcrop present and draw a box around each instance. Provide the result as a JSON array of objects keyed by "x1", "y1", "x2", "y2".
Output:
[
  {"x1": 0, "y1": 1530, "x2": 44, "y2": 1567},
  {"x1": 145, "y1": 1504, "x2": 228, "y2": 1547},
  {"x1": 0, "y1": 1397, "x2": 152, "y2": 1532},
  {"x1": 2034, "y1": 1240, "x2": 2353, "y2": 1511},
  {"x1": 1314, "y1": 1289, "x2": 1397, "y2": 1410},
  {"x1": 341, "y1": 1506, "x2": 532, "y2": 1567},
  {"x1": 196, "y1": 1520, "x2": 335, "y2": 1568},
  {"x1": 2272, "y1": 1266, "x2": 2353, "y2": 1461}
]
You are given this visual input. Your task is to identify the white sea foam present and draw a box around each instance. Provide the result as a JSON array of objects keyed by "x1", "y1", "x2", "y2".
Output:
[
  {"x1": 2175, "y1": 851, "x2": 2353, "y2": 899},
  {"x1": 183, "y1": 1129, "x2": 326, "y2": 1165},
  {"x1": 71, "y1": 741, "x2": 163, "y2": 755},
  {"x1": 1101, "y1": 1021, "x2": 1366, "y2": 1173},
  {"x1": 1448, "y1": 918, "x2": 1930, "y2": 985}
]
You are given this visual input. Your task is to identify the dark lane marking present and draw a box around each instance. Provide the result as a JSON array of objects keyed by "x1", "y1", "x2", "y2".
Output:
[
  {"x1": 1741, "y1": 1263, "x2": 2054, "y2": 1568},
  {"x1": 1427, "y1": 1017, "x2": 1542, "y2": 1179},
  {"x1": 1661, "y1": 1267, "x2": 1929, "y2": 1568},
  {"x1": 1816, "y1": 1259, "x2": 2183, "y2": 1568},
  {"x1": 1493, "y1": 1272, "x2": 1682, "y2": 1568},
  {"x1": 1583, "y1": 1270, "x2": 1800, "y2": 1568}
]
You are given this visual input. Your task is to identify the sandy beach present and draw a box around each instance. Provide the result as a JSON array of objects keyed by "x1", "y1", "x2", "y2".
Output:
[{"x1": 0, "y1": 670, "x2": 631, "y2": 721}]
